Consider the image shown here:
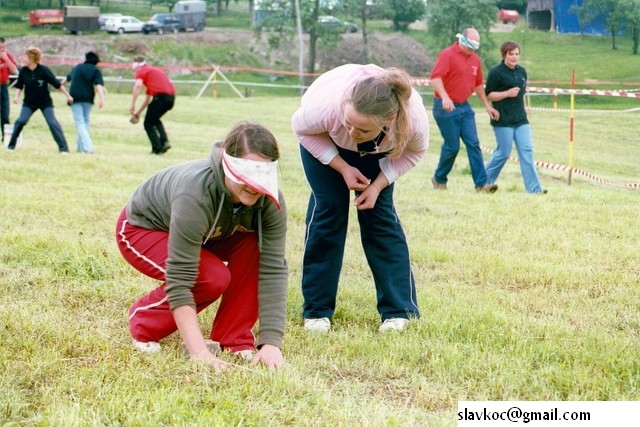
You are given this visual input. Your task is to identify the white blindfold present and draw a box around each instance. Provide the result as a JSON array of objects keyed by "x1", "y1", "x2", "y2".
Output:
[
  {"x1": 457, "y1": 33, "x2": 480, "y2": 51},
  {"x1": 222, "y1": 150, "x2": 280, "y2": 209}
]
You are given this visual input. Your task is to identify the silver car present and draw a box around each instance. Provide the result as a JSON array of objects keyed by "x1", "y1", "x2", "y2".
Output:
[{"x1": 104, "y1": 15, "x2": 144, "y2": 34}]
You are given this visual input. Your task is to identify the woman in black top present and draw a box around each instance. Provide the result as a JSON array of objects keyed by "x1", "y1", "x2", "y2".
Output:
[
  {"x1": 484, "y1": 41, "x2": 546, "y2": 194},
  {"x1": 6, "y1": 46, "x2": 73, "y2": 153}
]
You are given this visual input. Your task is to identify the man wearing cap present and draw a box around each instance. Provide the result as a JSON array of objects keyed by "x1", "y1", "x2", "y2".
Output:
[
  {"x1": 430, "y1": 28, "x2": 500, "y2": 193},
  {"x1": 115, "y1": 121, "x2": 288, "y2": 372},
  {"x1": 129, "y1": 56, "x2": 175, "y2": 154},
  {"x1": 0, "y1": 37, "x2": 18, "y2": 143}
]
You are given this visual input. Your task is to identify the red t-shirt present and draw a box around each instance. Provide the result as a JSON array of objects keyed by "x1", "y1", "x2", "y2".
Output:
[
  {"x1": 135, "y1": 65, "x2": 176, "y2": 96},
  {"x1": 430, "y1": 42, "x2": 483, "y2": 103},
  {"x1": 0, "y1": 52, "x2": 17, "y2": 84}
]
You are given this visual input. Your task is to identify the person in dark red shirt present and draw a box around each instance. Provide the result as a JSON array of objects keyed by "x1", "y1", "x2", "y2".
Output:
[
  {"x1": 0, "y1": 37, "x2": 19, "y2": 143},
  {"x1": 129, "y1": 56, "x2": 176, "y2": 155},
  {"x1": 430, "y1": 28, "x2": 500, "y2": 193}
]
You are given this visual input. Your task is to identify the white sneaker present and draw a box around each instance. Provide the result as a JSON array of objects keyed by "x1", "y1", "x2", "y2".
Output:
[
  {"x1": 304, "y1": 317, "x2": 331, "y2": 333},
  {"x1": 132, "y1": 338, "x2": 161, "y2": 353},
  {"x1": 378, "y1": 318, "x2": 409, "y2": 333}
]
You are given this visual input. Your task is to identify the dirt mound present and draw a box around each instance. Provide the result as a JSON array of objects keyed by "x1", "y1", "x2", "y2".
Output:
[
  {"x1": 319, "y1": 32, "x2": 434, "y2": 77},
  {"x1": 6, "y1": 28, "x2": 434, "y2": 77}
]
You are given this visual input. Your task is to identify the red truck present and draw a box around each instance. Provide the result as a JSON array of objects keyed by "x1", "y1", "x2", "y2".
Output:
[
  {"x1": 29, "y1": 9, "x2": 64, "y2": 27},
  {"x1": 498, "y1": 9, "x2": 519, "y2": 24}
]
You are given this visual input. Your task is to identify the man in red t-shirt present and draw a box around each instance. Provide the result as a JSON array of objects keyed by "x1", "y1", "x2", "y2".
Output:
[
  {"x1": 130, "y1": 56, "x2": 176, "y2": 155},
  {"x1": 430, "y1": 28, "x2": 500, "y2": 193},
  {"x1": 0, "y1": 37, "x2": 19, "y2": 143}
]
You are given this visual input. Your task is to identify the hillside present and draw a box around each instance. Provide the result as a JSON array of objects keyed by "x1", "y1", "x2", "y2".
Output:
[{"x1": 6, "y1": 27, "x2": 435, "y2": 77}]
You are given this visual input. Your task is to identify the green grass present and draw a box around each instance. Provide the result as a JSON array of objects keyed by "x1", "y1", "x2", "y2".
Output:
[
  {"x1": 1, "y1": 4, "x2": 640, "y2": 425},
  {"x1": 0, "y1": 92, "x2": 639, "y2": 425}
]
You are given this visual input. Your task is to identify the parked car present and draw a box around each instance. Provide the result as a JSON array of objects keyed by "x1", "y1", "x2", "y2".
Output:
[
  {"x1": 142, "y1": 13, "x2": 180, "y2": 35},
  {"x1": 98, "y1": 13, "x2": 122, "y2": 29},
  {"x1": 317, "y1": 15, "x2": 358, "y2": 33},
  {"x1": 103, "y1": 15, "x2": 144, "y2": 34}
]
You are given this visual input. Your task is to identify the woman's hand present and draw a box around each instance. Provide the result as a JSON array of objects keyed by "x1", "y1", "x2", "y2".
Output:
[
  {"x1": 252, "y1": 344, "x2": 285, "y2": 369},
  {"x1": 189, "y1": 350, "x2": 232, "y2": 373},
  {"x1": 341, "y1": 165, "x2": 370, "y2": 191},
  {"x1": 506, "y1": 87, "x2": 520, "y2": 98},
  {"x1": 354, "y1": 183, "x2": 381, "y2": 210},
  {"x1": 173, "y1": 306, "x2": 232, "y2": 372},
  {"x1": 328, "y1": 155, "x2": 368, "y2": 191}
]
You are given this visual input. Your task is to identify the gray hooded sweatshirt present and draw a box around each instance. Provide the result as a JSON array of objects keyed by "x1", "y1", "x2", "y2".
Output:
[{"x1": 126, "y1": 142, "x2": 288, "y2": 348}]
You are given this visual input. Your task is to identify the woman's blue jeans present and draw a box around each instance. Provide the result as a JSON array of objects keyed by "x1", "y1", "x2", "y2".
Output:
[
  {"x1": 485, "y1": 124, "x2": 543, "y2": 193},
  {"x1": 71, "y1": 102, "x2": 94, "y2": 153},
  {"x1": 8, "y1": 105, "x2": 68, "y2": 152}
]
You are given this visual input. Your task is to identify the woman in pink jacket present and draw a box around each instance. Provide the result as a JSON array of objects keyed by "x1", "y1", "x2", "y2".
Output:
[{"x1": 291, "y1": 64, "x2": 429, "y2": 333}]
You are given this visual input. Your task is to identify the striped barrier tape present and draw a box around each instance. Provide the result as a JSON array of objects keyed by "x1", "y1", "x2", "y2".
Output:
[
  {"x1": 479, "y1": 145, "x2": 640, "y2": 190},
  {"x1": 31, "y1": 55, "x2": 640, "y2": 92},
  {"x1": 528, "y1": 87, "x2": 640, "y2": 98},
  {"x1": 38, "y1": 54, "x2": 640, "y2": 188},
  {"x1": 527, "y1": 106, "x2": 640, "y2": 114}
]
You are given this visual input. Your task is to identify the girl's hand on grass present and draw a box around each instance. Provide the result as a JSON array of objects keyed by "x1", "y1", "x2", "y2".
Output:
[
  {"x1": 253, "y1": 344, "x2": 285, "y2": 369},
  {"x1": 190, "y1": 351, "x2": 232, "y2": 372}
]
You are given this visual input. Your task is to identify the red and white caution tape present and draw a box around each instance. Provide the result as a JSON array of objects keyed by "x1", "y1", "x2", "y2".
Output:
[
  {"x1": 528, "y1": 86, "x2": 640, "y2": 98},
  {"x1": 480, "y1": 145, "x2": 640, "y2": 189}
]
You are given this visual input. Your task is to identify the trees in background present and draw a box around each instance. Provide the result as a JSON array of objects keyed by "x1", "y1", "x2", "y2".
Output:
[
  {"x1": 573, "y1": 0, "x2": 640, "y2": 54},
  {"x1": 378, "y1": 0, "x2": 426, "y2": 31},
  {"x1": 426, "y1": 0, "x2": 500, "y2": 66}
]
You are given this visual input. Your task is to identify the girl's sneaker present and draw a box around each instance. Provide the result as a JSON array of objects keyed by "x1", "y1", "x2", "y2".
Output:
[
  {"x1": 378, "y1": 318, "x2": 409, "y2": 333},
  {"x1": 304, "y1": 317, "x2": 331, "y2": 333},
  {"x1": 132, "y1": 339, "x2": 161, "y2": 353}
]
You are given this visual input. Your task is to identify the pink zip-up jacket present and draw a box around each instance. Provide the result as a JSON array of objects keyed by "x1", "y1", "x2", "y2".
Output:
[{"x1": 291, "y1": 64, "x2": 429, "y2": 184}]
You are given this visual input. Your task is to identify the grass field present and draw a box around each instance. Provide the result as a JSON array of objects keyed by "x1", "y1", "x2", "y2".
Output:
[{"x1": 0, "y1": 92, "x2": 639, "y2": 425}]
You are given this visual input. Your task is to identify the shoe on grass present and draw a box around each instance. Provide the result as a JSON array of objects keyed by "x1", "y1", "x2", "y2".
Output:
[
  {"x1": 476, "y1": 183, "x2": 498, "y2": 193},
  {"x1": 304, "y1": 317, "x2": 331, "y2": 333},
  {"x1": 160, "y1": 142, "x2": 172, "y2": 154},
  {"x1": 378, "y1": 318, "x2": 409, "y2": 333},
  {"x1": 431, "y1": 176, "x2": 447, "y2": 190},
  {"x1": 132, "y1": 338, "x2": 161, "y2": 353}
]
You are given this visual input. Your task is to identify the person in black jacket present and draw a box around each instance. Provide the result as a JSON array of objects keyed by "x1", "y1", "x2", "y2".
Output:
[
  {"x1": 484, "y1": 41, "x2": 546, "y2": 194},
  {"x1": 6, "y1": 46, "x2": 73, "y2": 153},
  {"x1": 62, "y1": 51, "x2": 105, "y2": 154}
]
